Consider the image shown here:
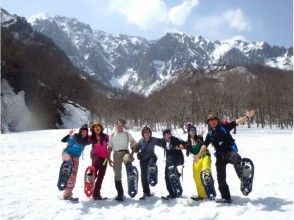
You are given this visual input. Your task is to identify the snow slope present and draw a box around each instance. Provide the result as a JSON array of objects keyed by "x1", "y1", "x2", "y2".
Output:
[{"x1": 0, "y1": 126, "x2": 293, "y2": 219}]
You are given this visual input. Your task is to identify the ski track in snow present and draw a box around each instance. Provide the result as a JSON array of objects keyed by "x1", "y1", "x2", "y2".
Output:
[{"x1": 0, "y1": 127, "x2": 293, "y2": 220}]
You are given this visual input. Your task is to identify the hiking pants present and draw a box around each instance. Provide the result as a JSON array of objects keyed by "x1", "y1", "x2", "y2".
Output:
[{"x1": 215, "y1": 151, "x2": 242, "y2": 200}]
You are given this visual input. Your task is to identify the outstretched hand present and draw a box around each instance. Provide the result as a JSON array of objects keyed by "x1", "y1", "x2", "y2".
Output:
[
  {"x1": 69, "y1": 129, "x2": 75, "y2": 136},
  {"x1": 246, "y1": 110, "x2": 255, "y2": 118}
]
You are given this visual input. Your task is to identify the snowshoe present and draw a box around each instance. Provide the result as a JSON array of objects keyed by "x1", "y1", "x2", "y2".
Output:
[
  {"x1": 201, "y1": 169, "x2": 216, "y2": 200},
  {"x1": 84, "y1": 165, "x2": 97, "y2": 197},
  {"x1": 57, "y1": 160, "x2": 73, "y2": 191},
  {"x1": 64, "y1": 196, "x2": 79, "y2": 203},
  {"x1": 167, "y1": 165, "x2": 183, "y2": 198},
  {"x1": 93, "y1": 196, "x2": 107, "y2": 201},
  {"x1": 126, "y1": 164, "x2": 138, "y2": 198},
  {"x1": 147, "y1": 161, "x2": 158, "y2": 186},
  {"x1": 139, "y1": 193, "x2": 154, "y2": 200},
  {"x1": 190, "y1": 196, "x2": 204, "y2": 201},
  {"x1": 115, "y1": 194, "x2": 125, "y2": 202},
  {"x1": 216, "y1": 198, "x2": 231, "y2": 204},
  {"x1": 240, "y1": 158, "x2": 254, "y2": 196}
]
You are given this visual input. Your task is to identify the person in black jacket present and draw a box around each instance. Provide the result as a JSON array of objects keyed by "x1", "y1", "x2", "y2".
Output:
[
  {"x1": 160, "y1": 128, "x2": 185, "y2": 198},
  {"x1": 196, "y1": 111, "x2": 255, "y2": 203}
]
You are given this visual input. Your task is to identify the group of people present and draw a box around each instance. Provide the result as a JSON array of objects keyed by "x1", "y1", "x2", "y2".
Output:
[{"x1": 60, "y1": 110, "x2": 255, "y2": 204}]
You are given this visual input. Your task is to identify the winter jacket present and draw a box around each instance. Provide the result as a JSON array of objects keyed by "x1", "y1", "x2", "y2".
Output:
[
  {"x1": 161, "y1": 136, "x2": 185, "y2": 165},
  {"x1": 187, "y1": 135, "x2": 210, "y2": 156},
  {"x1": 62, "y1": 134, "x2": 88, "y2": 157},
  {"x1": 137, "y1": 137, "x2": 161, "y2": 160},
  {"x1": 203, "y1": 121, "x2": 238, "y2": 155},
  {"x1": 91, "y1": 134, "x2": 109, "y2": 159}
]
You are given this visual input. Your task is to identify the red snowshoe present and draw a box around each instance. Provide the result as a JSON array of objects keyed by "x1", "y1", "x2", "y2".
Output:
[{"x1": 84, "y1": 165, "x2": 96, "y2": 197}]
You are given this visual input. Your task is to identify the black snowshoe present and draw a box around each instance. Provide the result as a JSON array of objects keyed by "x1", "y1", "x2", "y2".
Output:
[
  {"x1": 167, "y1": 165, "x2": 183, "y2": 198},
  {"x1": 147, "y1": 159, "x2": 158, "y2": 187},
  {"x1": 201, "y1": 169, "x2": 216, "y2": 200},
  {"x1": 240, "y1": 158, "x2": 254, "y2": 196},
  {"x1": 126, "y1": 164, "x2": 138, "y2": 198},
  {"x1": 65, "y1": 197, "x2": 79, "y2": 203},
  {"x1": 57, "y1": 160, "x2": 73, "y2": 191}
]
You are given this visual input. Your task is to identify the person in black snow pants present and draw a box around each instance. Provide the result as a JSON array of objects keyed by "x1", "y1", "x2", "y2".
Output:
[
  {"x1": 195, "y1": 110, "x2": 255, "y2": 203},
  {"x1": 160, "y1": 129, "x2": 185, "y2": 199},
  {"x1": 136, "y1": 126, "x2": 161, "y2": 200}
]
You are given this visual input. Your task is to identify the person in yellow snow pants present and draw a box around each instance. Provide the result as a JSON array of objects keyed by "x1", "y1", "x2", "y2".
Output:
[
  {"x1": 193, "y1": 153, "x2": 211, "y2": 199},
  {"x1": 186, "y1": 125, "x2": 214, "y2": 200}
]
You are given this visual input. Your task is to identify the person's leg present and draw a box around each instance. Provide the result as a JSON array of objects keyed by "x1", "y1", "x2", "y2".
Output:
[
  {"x1": 193, "y1": 157, "x2": 207, "y2": 199},
  {"x1": 228, "y1": 151, "x2": 243, "y2": 179},
  {"x1": 93, "y1": 156, "x2": 107, "y2": 199},
  {"x1": 140, "y1": 159, "x2": 150, "y2": 195},
  {"x1": 216, "y1": 157, "x2": 231, "y2": 200},
  {"x1": 63, "y1": 157, "x2": 79, "y2": 199},
  {"x1": 165, "y1": 156, "x2": 176, "y2": 197},
  {"x1": 113, "y1": 152, "x2": 124, "y2": 198}
]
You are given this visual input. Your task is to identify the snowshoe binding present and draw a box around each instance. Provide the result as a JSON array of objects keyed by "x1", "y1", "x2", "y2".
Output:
[
  {"x1": 201, "y1": 169, "x2": 216, "y2": 200},
  {"x1": 147, "y1": 160, "x2": 158, "y2": 187}
]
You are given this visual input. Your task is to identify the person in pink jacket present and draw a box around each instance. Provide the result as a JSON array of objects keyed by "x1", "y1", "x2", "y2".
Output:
[{"x1": 90, "y1": 122, "x2": 111, "y2": 200}]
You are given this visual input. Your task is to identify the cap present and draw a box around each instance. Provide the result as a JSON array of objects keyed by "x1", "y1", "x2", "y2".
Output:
[
  {"x1": 207, "y1": 114, "x2": 219, "y2": 123},
  {"x1": 116, "y1": 119, "x2": 125, "y2": 126},
  {"x1": 91, "y1": 122, "x2": 104, "y2": 133}
]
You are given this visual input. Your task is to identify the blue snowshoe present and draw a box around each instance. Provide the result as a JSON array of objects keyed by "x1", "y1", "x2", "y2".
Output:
[
  {"x1": 240, "y1": 158, "x2": 254, "y2": 196},
  {"x1": 148, "y1": 160, "x2": 158, "y2": 187},
  {"x1": 126, "y1": 164, "x2": 138, "y2": 198},
  {"x1": 201, "y1": 169, "x2": 216, "y2": 200},
  {"x1": 57, "y1": 160, "x2": 73, "y2": 191},
  {"x1": 167, "y1": 165, "x2": 183, "y2": 198}
]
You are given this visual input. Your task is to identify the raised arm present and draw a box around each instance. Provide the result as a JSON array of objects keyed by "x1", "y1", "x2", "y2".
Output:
[{"x1": 236, "y1": 110, "x2": 255, "y2": 125}]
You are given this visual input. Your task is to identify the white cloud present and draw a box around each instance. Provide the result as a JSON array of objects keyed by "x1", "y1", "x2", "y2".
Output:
[
  {"x1": 109, "y1": 0, "x2": 167, "y2": 30},
  {"x1": 223, "y1": 9, "x2": 251, "y2": 31},
  {"x1": 193, "y1": 8, "x2": 252, "y2": 40},
  {"x1": 168, "y1": 0, "x2": 199, "y2": 26},
  {"x1": 106, "y1": 0, "x2": 198, "y2": 30}
]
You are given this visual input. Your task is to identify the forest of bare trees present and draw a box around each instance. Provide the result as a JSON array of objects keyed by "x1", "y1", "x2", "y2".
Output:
[{"x1": 93, "y1": 66, "x2": 293, "y2": 130}]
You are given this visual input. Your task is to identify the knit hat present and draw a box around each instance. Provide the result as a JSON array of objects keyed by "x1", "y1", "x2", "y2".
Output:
[
  {"x1": 188, "y1": 126, "x2": 197, "y2": 133},
  {"x1": 80, "y1": 124, "x2": 88, "y2": 131},
  {"x1": 162, "y1": 128, "x2": 171, "y2": 136}
]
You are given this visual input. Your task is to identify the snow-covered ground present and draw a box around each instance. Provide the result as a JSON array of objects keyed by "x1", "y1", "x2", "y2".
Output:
[{"x1": 0, "y1": 126, "x2": 293, "y2": 220}]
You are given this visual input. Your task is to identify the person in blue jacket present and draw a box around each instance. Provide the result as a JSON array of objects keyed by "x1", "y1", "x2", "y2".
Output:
[
  {"x1": 61, "y1": 124, "x2": 90, "y2": 200},
  {"x1": 195, "y1": 111, "x2": 255, "y2": 203}
]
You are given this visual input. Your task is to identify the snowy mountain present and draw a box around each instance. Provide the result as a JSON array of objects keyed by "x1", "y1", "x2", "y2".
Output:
[
  {"x1": 0, "y1": 127, "x2": 293, "y2": 219},
  {"x1": 28, "y1": 14, "x2": 293, "y2": 95},
  {"x1": 0, "y1": 9, "x2": 112, "y2": 132}
]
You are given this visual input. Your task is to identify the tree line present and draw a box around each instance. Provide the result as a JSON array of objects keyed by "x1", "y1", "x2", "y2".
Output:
[{"x1": 92, "y1": 65, "x2": 292, "y2": 130}]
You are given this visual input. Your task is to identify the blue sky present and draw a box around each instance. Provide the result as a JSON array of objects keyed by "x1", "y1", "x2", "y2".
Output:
[{"x1": 2, "y1": 0, "x2": 293, "y2": 47}]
